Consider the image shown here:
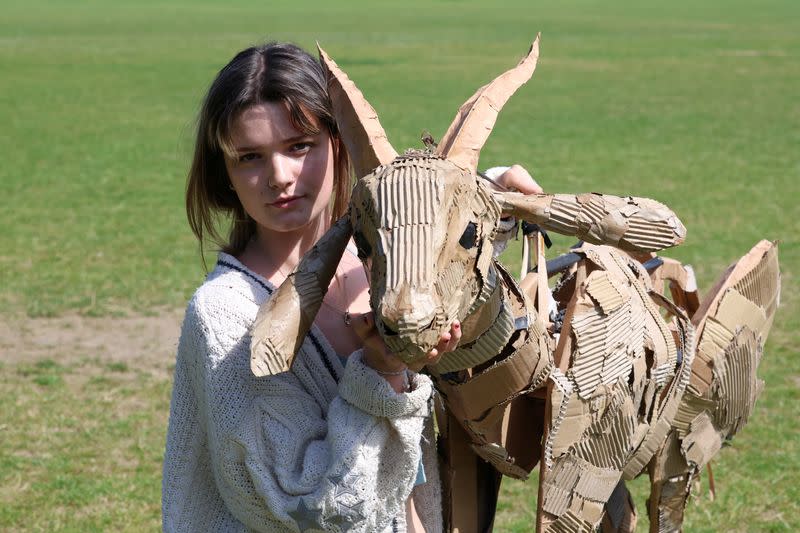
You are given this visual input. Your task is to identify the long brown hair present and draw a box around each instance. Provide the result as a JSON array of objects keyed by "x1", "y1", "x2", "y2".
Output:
[{"x1": 186, "y1": 42, "x2": 351, "y2": 264}]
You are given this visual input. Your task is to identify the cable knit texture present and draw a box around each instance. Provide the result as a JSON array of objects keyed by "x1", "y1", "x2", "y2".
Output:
[{"x1": 162, "y1": 253, "x2": 443, "y2": 533}]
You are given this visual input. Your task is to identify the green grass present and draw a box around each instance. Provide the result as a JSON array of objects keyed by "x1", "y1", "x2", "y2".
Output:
[
  {"x1": 0, "y1": 355, "x2": 172, "y2": 532},
  {"x1": 1, "y1": 0, "x2": 798, "y2": 531}
]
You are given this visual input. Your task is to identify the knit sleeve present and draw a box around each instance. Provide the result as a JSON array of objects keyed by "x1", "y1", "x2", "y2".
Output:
[
  {"x1": 171, "y1": 284, "x2": 434, "y2": 533},
  {"x1": 227, "y1": 353, "x2": 433, "y2": 532}
]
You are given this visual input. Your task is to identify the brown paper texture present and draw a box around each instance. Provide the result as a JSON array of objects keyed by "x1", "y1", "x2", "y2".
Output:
[
  {"x1": 436, "y1": 36, "x2": 541, "y2": 173},
  {"x1": 247, "y1": 40, "x2": 781, "y2": 532}
]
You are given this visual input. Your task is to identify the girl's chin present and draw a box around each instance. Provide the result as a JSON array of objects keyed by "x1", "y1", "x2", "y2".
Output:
[{"x1": 258, "y1": 213, "x2": 325, "y2": 235}]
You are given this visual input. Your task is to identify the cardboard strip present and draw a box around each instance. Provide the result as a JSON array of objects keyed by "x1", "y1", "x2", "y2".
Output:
[
  {"x1": 622, "y1": 293, "x2": 696, "y2": 480},
  {"x1": 440, "y1": 326, "x2": 549, "y2": 420},
  {"x1": 714, "y1": 288, "x2": 767, "y2": 334},
  {"x1": 497, "y1": 193, "x2": 686, "y2": 253},
  {"x1": 430, "y1": 293, "x2": 515, "y2": 373},
  {"x1": 549, "y1": 511, "x2": 594, "y2": 533},
  {"x1": 691, "y1": 240, "x2": 778, "y2": 333},
  {"x1": 250, "y1": 217, "x2": 353, "y2": 376},
  {"x1": 471, "y1": 442, "x2": 531, "y2": 479},
  {"x1": 573, "y1": 463, "x2": 622, "y2": 503},
  {"x1": 681, "y1": 411, "x2": 722, "y2": 467},
  {"x1": 542, "y1": 453, "x2": 621, "y2": 531},
  {"x1": 713, "y1": 328, "x2": 762, "y2": 435},
  {"x1": 731, "y1": 241, "x2": 780, "y2": 314},
  {"x1": 546, "y1": 196, "x2": 581, "y2": 235},
  {"x1": 543, "y1": 484, "x2": 573, "y2": 517},
  {"x1": 572, "y1": 392, "x2": 637, "y2": 470},
  {"x1": 318, "y1": 45, "x2": 398, "y2": 178},
  {"x1": 672, "y1": 393, "x2": 716, "y2": 438},
  {"x1": 584, "y1": 270, "x2": 628, "y2": 314},
  {"x1": 549, "y1": 392, "x2": 592, "y2": 459},
  {"x1": 545, "y1": 368, "x2": 574, "y2": 469},
  {"x1": 436, "y1": 36, "x2": 541, "y2": 172}
]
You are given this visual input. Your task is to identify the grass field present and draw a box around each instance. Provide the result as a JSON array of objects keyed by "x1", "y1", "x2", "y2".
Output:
[{"x1": 1, "y1": 0, "x2": 798, "y2": 531}]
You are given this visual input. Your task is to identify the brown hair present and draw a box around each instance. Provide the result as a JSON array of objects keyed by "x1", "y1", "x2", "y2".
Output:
[{"x1": 186, "y1": 42, "x2": 351, "y2": 263}]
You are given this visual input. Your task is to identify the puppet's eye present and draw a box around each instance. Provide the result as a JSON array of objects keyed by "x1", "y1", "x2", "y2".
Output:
[
  {"x1": 459, "y1": 222, "x2": 478, "y2": 250},
  {"x1": 353, "y1": 230, "x2": 372, "y2": 259}
]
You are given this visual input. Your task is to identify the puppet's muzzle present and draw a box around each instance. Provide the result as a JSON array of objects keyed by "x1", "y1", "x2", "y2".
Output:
[{"x1": 377, "y1": 284, "x2": 442, "y2": 361}]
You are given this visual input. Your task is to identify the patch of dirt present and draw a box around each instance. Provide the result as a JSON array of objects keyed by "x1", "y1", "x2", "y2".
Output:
[{"x1": 0, "y1": 308, "x2": 185, "y2": 375}]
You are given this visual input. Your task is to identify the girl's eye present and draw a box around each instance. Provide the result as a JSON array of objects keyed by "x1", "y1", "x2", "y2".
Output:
[
  {"x1": 290, "y1": 141, "x2": 313, "y2": 154},
  {"x1": 238, "y1": 152, "x2": 261, "y2": 163}
]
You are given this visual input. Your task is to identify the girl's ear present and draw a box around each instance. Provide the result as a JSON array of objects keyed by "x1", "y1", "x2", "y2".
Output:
[{"x1": 250, "y1": 216, "x2": 353, "y2": 376}]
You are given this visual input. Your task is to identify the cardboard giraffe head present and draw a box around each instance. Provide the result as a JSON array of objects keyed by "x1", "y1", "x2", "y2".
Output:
[{"x1": 250, "y1": 36, "x2": 687, "y2": 375}]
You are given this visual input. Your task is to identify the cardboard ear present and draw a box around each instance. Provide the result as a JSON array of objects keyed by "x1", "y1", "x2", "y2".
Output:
[
  {"x1": 436, "y1": 35, "x2": 541, "y2": 173},
  {"x1": 318, "y1": 44, "x2": 398, "y2": 179},
  {"x1": 495, "y1": 191, "x2": 687, "y2": 253},
  {"x1": 250, "y1": 217, "x2": 353, "y2": 376}
]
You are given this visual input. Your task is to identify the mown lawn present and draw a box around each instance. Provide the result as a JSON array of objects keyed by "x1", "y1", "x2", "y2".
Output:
[{"x1": 1, "y1": 0, "x2": 797, "y2": 531}]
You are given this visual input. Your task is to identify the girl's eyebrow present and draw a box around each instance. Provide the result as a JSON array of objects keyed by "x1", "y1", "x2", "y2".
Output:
[{"x1": 232, "y1": 134, "x2": 313, "y2": 153}]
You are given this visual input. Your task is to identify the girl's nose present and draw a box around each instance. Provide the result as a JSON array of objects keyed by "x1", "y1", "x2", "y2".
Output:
[{"x1": 267, "y1": 154, "x2": 295, "y2": 189}]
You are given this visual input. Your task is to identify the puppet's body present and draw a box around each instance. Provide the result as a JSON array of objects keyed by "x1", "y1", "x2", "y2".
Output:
[{"x1": 249, "y1": 37, "x2": 780, "y2": 533}]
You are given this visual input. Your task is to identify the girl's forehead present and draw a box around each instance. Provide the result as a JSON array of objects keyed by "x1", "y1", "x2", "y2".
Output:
[
  {"x1": 228, "y1": 101, "x2": 324, "y2": 147},
  {"x1": 230, "y1": 103, "x2": 300, "y2": 142}
]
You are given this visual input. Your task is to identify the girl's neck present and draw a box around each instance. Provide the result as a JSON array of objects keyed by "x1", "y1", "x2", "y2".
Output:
[{"x1": 238, "y1": 216, "x2": 329, "y2": 283}]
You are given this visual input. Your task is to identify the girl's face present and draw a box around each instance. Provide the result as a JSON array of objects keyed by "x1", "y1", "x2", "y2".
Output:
[{"x1": 224, "y1": 102, "x2": 335, "y2": 237}]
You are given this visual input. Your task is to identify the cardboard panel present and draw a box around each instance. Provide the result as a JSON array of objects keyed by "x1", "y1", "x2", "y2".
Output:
[{"x1": 250, "y1": 217, "x2": 353, "y2": 376}]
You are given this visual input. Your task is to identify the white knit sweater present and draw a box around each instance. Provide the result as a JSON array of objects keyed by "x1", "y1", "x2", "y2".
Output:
[{"x1": 162, "y1": 253, "x2": 443, "y2": 532}]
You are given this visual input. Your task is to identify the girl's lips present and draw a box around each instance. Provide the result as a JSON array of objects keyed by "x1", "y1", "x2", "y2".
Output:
[{"x1": 269, "y1": 196, "x2": 302, "y2": 208}]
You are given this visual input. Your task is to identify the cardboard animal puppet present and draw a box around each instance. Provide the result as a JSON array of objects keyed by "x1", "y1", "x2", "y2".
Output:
[
  {"x1": 250, "y1": 36, "x2": 780, "y2": 533},
  {"x1": 250, "y1": 35, "x2": 686, "y2": 375}
]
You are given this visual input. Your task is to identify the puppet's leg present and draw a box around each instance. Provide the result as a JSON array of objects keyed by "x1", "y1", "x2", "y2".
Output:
[
  {"x1": 601, "y1": 481, "x2": 638, "y2": 533},
  {"x1": 645, "y1": 432, "x2": 693, "y2": 533},
  {"x1": 537, "y1": 375, "x2": 636, "y2": 532},
  {"x1": 436, "y1": 404, "x2": 503, "y2": 533}
]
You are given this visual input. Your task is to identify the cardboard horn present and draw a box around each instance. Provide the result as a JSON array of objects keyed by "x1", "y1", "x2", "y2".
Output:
[
  {"x1": 435, "y1": 35, "x2": 541, "y2": 173},
  {"x1": 318, "y1": 44, "x2": 398, "y2": 179},
  {"x1": 495, "y1": 191, "x2": 687, "y2": 253},
  {"x1": 250, "y1": 216, "x2": 353, "y2": 376}
]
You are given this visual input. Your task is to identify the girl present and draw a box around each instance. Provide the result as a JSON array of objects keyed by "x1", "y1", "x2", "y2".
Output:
[{"x1": 162, "y1": 42, "x2": 539, "y2": 533}]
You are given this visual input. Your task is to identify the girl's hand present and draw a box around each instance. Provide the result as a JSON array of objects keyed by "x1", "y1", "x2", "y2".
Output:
[
  {"x1": 352, "y1": 312, "x2": 462, "y2": 392},
  {"x1": 490, "y1": 164, "x2": 544, "y2": 194}
]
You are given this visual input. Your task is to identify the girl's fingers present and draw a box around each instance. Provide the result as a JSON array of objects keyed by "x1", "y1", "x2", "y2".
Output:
[
  {"x1": 497, "y1": 164, "x2": 543, "y2": 194},
  {"x1": 449, "y1": 321, "x2": 462, "y2": 347},
  {"x1": 417, "y1": 321, "x2": 462, "y2": 370},
  {"x1": 354, "y1": 314, "x2": 463, "y2": 372},
  {"x1": 438, "y1": 321, "x2": 461, "y2": 353}
]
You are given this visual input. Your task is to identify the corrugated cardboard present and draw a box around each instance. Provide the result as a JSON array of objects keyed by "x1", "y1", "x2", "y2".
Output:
[
  {"x1": 643, "y1": 240, "x2": 779, "y2": 532},
  {"x1": 317, "y1": 45, "x2": 397, "y2": 178},
  {"x1": 247, "y1": 37, "x2": 780, "y2": 533},
  {"x1": 536, "y1": 244, "x2": 696, "y2": 532},
  {"x1": 250, "y1": 217, "x2": 353, "y2": 376}
]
